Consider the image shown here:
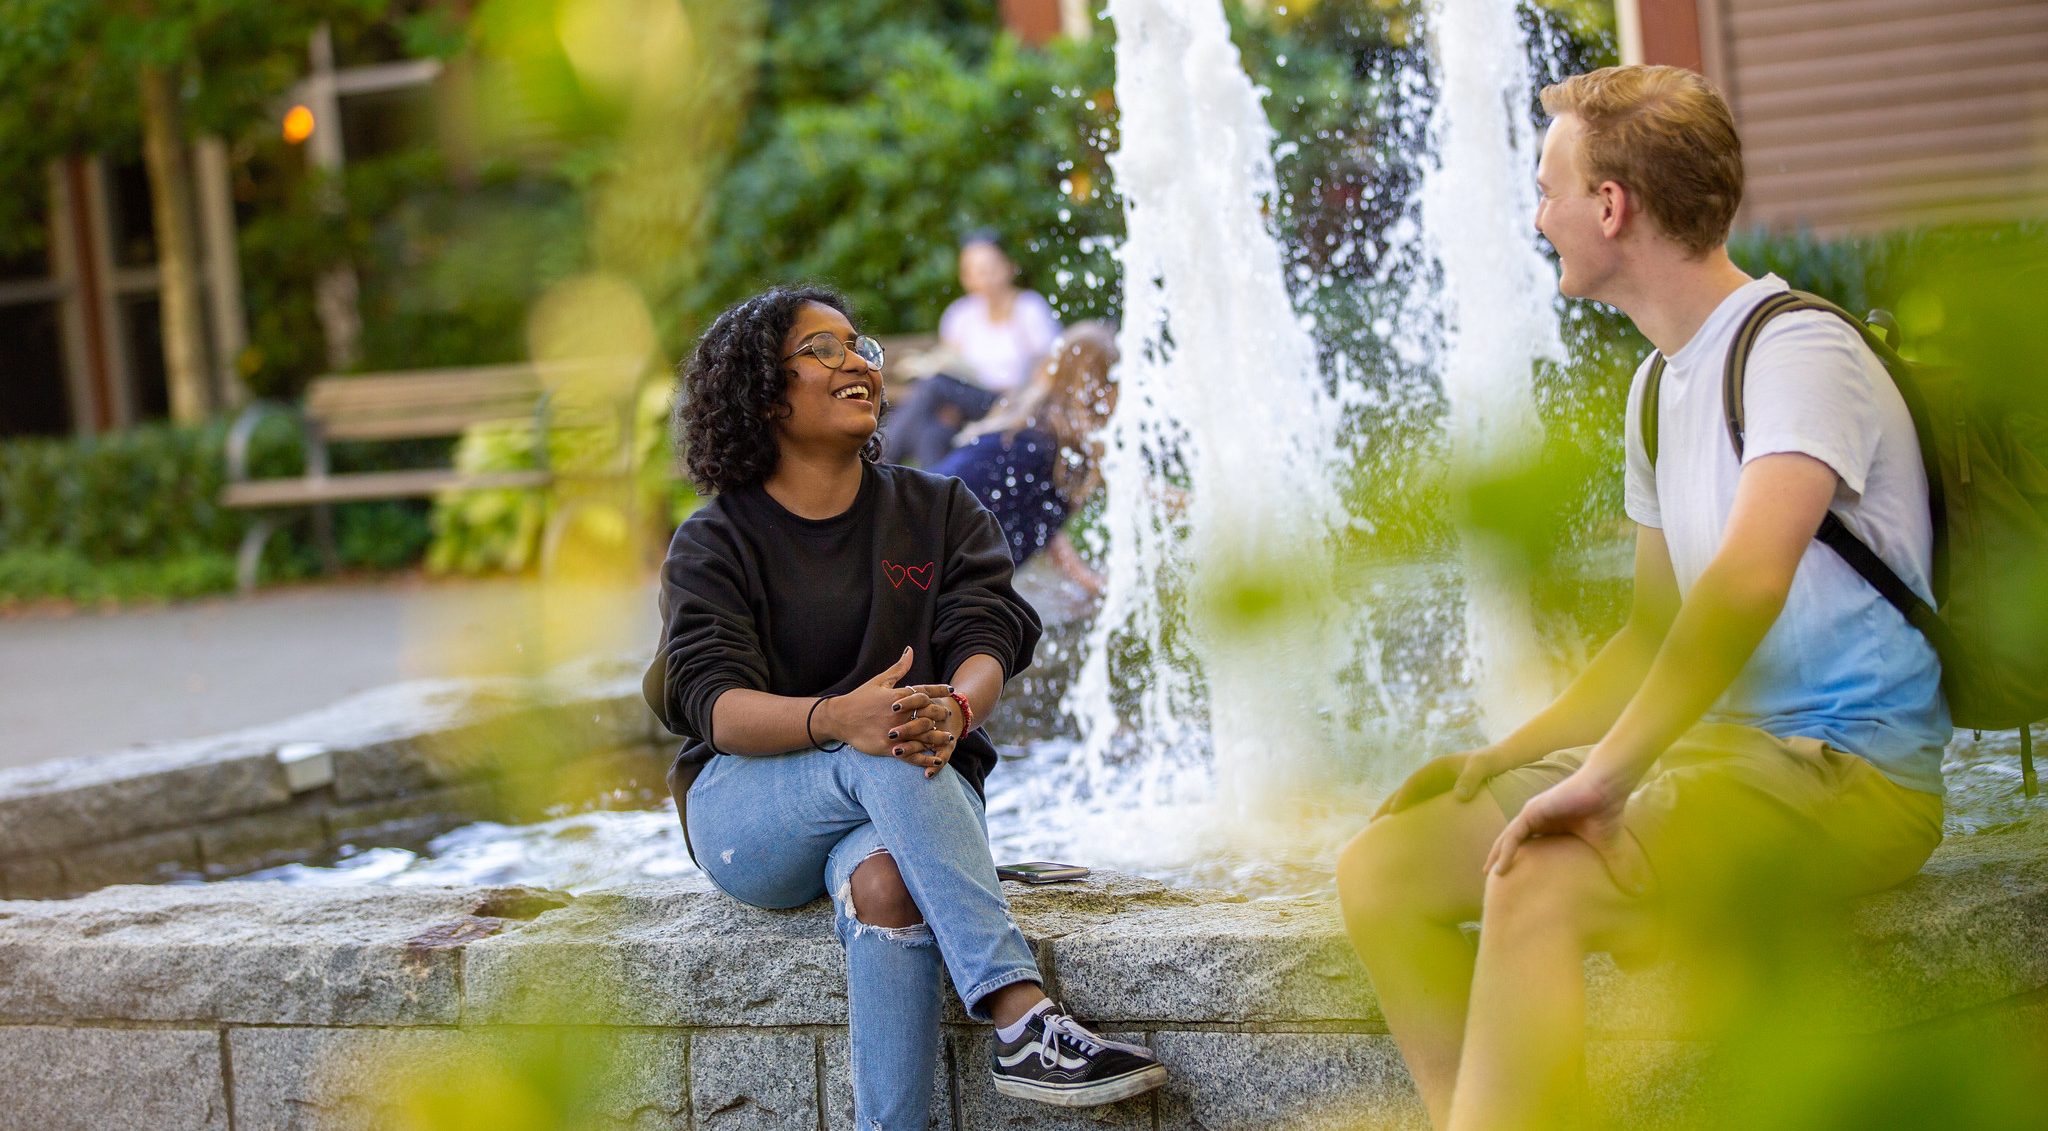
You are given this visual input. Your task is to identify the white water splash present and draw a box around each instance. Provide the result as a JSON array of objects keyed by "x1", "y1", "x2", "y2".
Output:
[
  {"x1": 1065, "y1": 0, "x2": 1355, "y2": 830},
  {"x1": 1415, "y1": 0, "x2": 1567, "y2": 737},
  {"x1": 1062, "y1": 0, "x2": 1565, "y2": 862}
]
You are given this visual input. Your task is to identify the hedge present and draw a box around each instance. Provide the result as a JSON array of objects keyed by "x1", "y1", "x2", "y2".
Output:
[{"x1": 0, "y1": 417, "x2": 432, "y2": 606}]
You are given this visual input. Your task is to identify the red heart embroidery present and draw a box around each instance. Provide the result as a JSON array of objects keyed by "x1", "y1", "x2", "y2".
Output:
[{"x1": 881, "y1": 559, "x2": 935, "y2": 590}]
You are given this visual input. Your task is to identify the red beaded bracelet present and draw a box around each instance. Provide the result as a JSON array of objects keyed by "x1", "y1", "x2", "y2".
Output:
[{"x1": 947, "y1": 690, "x2": 974, "y2": 734}]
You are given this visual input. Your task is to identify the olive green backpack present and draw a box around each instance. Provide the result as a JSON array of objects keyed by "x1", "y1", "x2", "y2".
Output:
[{"x1": 1643, "y1": 289, "x2": 2048, "y2": 796}]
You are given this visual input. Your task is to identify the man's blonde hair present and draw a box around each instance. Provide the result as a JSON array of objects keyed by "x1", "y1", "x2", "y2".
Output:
[{"x1": 1539, "y1": 65, "x2": 1743, "y2": 255}]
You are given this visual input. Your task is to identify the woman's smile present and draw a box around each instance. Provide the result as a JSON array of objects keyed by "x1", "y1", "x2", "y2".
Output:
[{"x1": 831, "y1": 378, "x2": 876, "y2": 407}]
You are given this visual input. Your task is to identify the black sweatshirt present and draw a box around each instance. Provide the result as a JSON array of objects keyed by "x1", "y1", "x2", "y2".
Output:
[{"x1": 643, "y1": 462, "x2": 1043, "y2": 844}]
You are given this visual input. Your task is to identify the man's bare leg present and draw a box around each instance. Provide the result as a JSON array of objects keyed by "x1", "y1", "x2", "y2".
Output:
[
  {"x1": 1448, "y1": 835, "x2": 1650, "y2": 1131},
  {"x1": 1337, "y1": 792, "x2": 1506, "y2": 1127}
]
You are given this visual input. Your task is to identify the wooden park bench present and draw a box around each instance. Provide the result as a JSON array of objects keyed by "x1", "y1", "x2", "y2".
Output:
[
  {"x1": 221, "y1": 358, "x2": 640, "y2": 592},
  {"x1": 876, "y1": 332, "x2": 940, "y2": 385}
]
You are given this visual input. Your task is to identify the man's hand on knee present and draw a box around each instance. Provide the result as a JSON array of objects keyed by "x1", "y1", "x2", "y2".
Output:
[
  {"x1": 1374, "y1": 745, "x2": 1527, "y2": 821},
  {"x1": 1486, "y1": 768, "x2": 1653, "y2": 898}
]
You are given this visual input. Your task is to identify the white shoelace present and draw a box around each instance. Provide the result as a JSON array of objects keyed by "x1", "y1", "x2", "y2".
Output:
[{"x1": 1037, "y1": 1011, "x2": 1104, "y2": 1069}]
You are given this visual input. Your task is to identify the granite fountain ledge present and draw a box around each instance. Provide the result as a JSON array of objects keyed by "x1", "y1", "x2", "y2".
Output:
[
  {"x1": 0, "y1": 656, "x2": 668, "y2": 899},
  {"x1": 2, "y1": 820, "x2": 2044, "y2": 1130}
]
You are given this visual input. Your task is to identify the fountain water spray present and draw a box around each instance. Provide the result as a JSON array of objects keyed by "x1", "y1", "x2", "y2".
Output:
[
  {"x1": 1414, "y1": 0, "x2": 1568, "y2": 737},
  {"x1": 1066, "y1": 0, "x2": 1354, "y2": 824},
  {"x1": 1062, "y1": 0, "x2": 1566, "y2": 848}
]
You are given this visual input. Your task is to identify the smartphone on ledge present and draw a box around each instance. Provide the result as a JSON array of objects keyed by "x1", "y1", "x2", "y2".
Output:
[{"x1": 997, "y1": 861, "x2": 1091, "y2": 884}]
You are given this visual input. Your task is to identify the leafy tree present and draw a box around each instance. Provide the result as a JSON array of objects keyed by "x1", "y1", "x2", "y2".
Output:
[
  {"x1": 685, "y1": 0, "x2": 1608, "y2": 343},
  {"x1": 465, "y1": 0, "x2": 761, "y2": 281},
  {"x1": 692, "y1": 28, "x2": 1119, "y2": 335},
  {"x1": 0, "y1": 0, "x2": 389, "y2": 420}
]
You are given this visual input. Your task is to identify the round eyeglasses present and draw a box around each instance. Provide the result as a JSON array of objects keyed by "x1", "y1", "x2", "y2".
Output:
[{"x1": 783, "y1": 331, "x2": 884, "y2": 371}]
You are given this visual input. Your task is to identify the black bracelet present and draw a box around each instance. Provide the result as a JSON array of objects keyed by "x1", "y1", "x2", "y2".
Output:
[{"x1": 807, "y1": 695, "x2": 845, "y2": 752}]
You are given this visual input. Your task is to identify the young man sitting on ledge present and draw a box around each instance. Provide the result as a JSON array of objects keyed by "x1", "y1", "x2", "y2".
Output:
[{"x1": 1337, "y1": 64, "x2": 1948, "y2": 1130}]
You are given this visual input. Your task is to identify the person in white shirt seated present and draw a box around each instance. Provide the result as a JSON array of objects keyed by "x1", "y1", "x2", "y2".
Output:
[
  {"x1": 1337, "y1": 65, "x2": 1948, "y2": 1131},
  {"x1": 885, "y1": 231, "x2": 1063, "y2": 467}
]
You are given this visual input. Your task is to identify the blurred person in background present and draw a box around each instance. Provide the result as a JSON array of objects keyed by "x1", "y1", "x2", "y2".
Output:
[
  {"x1": 646, "y1": 286, "x2": 1165, "y2": 1128},
  {"x1": 884, "y1": 231, "x2": 1063, "y2": 467},
  {"x1": 1337, "y1": 65, "x2": 1948, "y2": 1131},
  {"x1": 931, "y1": 321, "x2": 1119, "y2": 595}
]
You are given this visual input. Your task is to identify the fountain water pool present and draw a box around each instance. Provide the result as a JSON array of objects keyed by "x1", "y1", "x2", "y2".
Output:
[{"x1": 223, "y1": 721, "x2": 2043, "y2": 898}]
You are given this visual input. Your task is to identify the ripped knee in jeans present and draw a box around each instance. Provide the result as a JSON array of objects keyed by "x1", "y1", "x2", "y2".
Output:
[{"x1": 838, "y1": 848, "x2": 933, "y2": 944}]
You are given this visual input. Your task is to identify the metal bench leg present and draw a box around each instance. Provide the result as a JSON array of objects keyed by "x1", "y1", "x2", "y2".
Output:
[
  {"x1": 237, "y1": 516, "x2": 279, "y2": 594},
  {"x1": 313, "y1": 502, "x2": 340, "y2": 573}
]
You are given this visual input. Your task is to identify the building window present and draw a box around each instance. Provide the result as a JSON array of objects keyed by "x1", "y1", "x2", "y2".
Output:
[
  {"x1": 0, "y1": 301, "x2": 71, "y2": 437},
  {"x1": 118, "y1": 293, "x2": 170, "y2": 423},
  {"x1": 107, "y1": 159, "x2": 158, "y2": 270}
]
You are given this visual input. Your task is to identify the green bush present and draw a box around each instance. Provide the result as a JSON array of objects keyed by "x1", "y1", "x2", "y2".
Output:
[
  {"x1": 0, "y1": 378, "x2": 705, "y2": 606},
  {"x1": 425, "y1": 421, "x2": 553, "y2": 576},
  {"x1": 689, "y1": 27, "x2": 1121, "y2": 335},
  {"x1": 685, "y1": 6, "x2": 1416, "y2": 338},
  {"x1": 0, "y1": 421, "x2": 262, "y2": 560},
  {"x1": 0, "y1": 418, "x2": 436, "y2": 606},
  {"x1": 0, "y1": 547, "x2": 238, "y2": 605},
  {"x1": 236, "y1": 149, "x2": 591, "y2": 401}
]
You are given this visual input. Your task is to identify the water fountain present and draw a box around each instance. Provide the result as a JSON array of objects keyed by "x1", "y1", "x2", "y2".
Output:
[
  {"x1": 1413, "y1": 0, "x2": 1568, "y2": 739},
  {"x1": 1041, "y1": 0, "x2": 1565, "y2": 878},
  {"x1": 214, "y1": 0, "x2": 1586, "y2": 897},
  {"x1": 1066, "y1": 0, "x2": 1356, "y2": 821}
]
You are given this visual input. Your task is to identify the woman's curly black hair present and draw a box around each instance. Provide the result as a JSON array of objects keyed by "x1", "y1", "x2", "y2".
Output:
[{"x1": 676, "y1": 285, "x2": 884, "y2": 494}]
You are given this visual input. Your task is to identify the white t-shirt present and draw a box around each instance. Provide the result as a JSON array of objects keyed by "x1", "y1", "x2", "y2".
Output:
[
  {"x1": 939, "y1": 290, "x2": 1062, "y2": 394},
  {"x1": 1624, "y1": 274, "x2": 1948, "y2": 793}
]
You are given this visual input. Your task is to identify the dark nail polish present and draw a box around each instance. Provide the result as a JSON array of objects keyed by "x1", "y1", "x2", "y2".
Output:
[{"x1": 888, "y1": 730, "x2": 898, "y2": 740}]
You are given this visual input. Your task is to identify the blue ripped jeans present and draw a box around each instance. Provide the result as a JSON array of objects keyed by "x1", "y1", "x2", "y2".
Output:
[{"x1": 686, "y1": 747, "x2": 1042, "y2": 1131}]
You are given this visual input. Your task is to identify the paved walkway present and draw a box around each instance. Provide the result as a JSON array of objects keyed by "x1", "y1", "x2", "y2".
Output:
[{"x1": 0, "y1": 575, "x2": 656, "y2": 771}]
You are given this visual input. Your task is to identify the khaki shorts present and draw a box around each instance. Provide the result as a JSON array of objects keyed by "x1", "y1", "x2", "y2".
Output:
[{"x1": 1486, "y1": 722, "x2": 1943, "y2": 925}]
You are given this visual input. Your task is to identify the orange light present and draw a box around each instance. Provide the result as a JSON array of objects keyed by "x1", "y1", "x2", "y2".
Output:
[{"x1": 282, "y1": 104, "x2": 315, "y2": 145}]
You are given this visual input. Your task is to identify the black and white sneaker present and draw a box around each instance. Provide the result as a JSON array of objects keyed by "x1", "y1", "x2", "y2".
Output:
[{"x1": 990, "y1": 1003, "x2": 1167, "y2": 1107}]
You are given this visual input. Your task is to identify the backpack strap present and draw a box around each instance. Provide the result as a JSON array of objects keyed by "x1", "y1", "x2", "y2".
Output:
[
  {"x1": 1640, "y1": 288, "x2": 1807, "y2": 470},
  {"x1": 1721, "y1": 291, "x2": 1811, "y2": 457},
  {"x1": 1642, "y1": 353, "x2": 1666, "y2": 468},
  {"x1": 1723, "y1": 290, "x2": 1951, "y2": 642},
  {"x1": 1813, "y1": 512, "x2": 1950, "y2": 645}
]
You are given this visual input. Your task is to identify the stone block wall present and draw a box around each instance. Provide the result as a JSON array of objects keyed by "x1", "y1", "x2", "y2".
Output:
[
  {"x1": 0, "y1": 635, "x2": 1091, "y2": 903},
  {"x1": 2, "y1": 822, "x2": 2044, "y2": 1130},
  {"x1": 3, "y1": 655, "x2": 2045, "y2": 1127},
  {"x1": 0, "y1": 660, "x2": 670, "y2": 899}
]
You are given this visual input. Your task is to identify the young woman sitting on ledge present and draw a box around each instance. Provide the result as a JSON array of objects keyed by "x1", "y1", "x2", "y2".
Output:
[{"x1": 643, "y1": 285, "x2": 1166, "y2": 1127}]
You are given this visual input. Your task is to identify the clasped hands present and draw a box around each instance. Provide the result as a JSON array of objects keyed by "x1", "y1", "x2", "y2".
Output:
[{"x1": 813, "y1": 647, "x2": 961, "y2": 778}]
